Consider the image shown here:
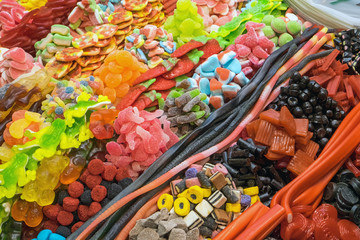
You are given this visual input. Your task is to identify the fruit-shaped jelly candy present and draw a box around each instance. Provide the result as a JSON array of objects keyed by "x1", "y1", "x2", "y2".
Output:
[{"x1": 24, "y1": 202, "x2": 43, "y2": 227}]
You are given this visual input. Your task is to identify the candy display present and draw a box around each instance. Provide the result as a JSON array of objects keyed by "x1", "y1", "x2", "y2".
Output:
[{"x1": 2, "y1": 0, "x2": 360, "y2": 239}]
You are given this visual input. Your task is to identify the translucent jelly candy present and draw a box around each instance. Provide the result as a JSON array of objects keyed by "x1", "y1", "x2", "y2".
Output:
[
  {"x1": 94, "y1": 50, "x2": 148, "y2": 103},
  {"x1": 163, "y1": 0, "x2": 206, "y2": 45},
  {"x1": 21, "y1": 155, "x2": 69, "y2": 206},
  {"x1": 11, "y1": 199, "x2": 43, "y2": 227},
  {"x1": 106, "y1": 107, "x2": 178, "y2": 180},
  {"x1": 4, "y1": 110, "x2": 45, "y2": 147}
]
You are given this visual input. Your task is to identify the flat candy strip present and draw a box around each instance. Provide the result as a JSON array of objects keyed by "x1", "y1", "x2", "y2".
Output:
[
  {"x1": 171, "y1": 40, "x2": 205, "y2": 58},
  {"x1": 162, "y1": 56, "x2": 196, "y2": 79},
  {"x1": 72, "y1": 32, "x2": 99, "y2": 49},
  {"x1": 92, "y1": 24, "x2": 118, "y2": 39},
  {"x1": 55, "y1": 47, "x2": 83, "y2": 62}
]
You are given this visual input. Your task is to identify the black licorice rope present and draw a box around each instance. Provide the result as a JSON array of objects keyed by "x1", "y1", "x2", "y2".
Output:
[{"x1": 68, "y1": 28, "x2": 318, "y2": 240}]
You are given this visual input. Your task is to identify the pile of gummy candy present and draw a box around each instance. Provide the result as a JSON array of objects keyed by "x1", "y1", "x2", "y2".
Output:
[{"x1": 1, "y1": 0, "x2": 360, "y2": 239}]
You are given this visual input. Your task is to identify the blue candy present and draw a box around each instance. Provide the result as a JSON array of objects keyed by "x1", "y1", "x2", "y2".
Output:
[
  {"x1": 218, "y1": 50, "x2": 236, "y2": 66},
  {"x1": 37, "y1": 229, "x2": 52, "y2": 240},
  {"x1": 108, "y1": 2, "x2": 115, "y2": 12},
  {"x1": 126, "y1": 35, "x2": 135, "y2": 43},
  {"x1": 55, "y1": 107, "x2": 64, "y2": 115},
  {"x1": 159, "y1": 41, "x2": 173, "y2": 54},
  {"x1": 187, "y1": 78, "x2": 198, "y2": 89},
  {"x1": 199, "y1": 68, "x2": 216, "y2": 79},
  {"x1": 200, "y1": 54, "x2": 220, "y2": 73},
  {"x1": 49, "y1": 233, "x2": 66, "y2": 240},
  {"x1": 136, "y1": 48, "x2": 147, "y2": 62},
  {"x1": 224, "y1": 58, "x2": 242, "y2": 74},
  {"x1": 65, "y1": 86, "x2": 74, "y2": 93},
  {"x1": 234, "y1": 72, "x2": 250, "y2": 87},
  {"x1": 89, "y1": 75, "x2": 95, "y2": 81},
  {"x1": 199, "y1": 78, "x2": 211, "y2": 95}
]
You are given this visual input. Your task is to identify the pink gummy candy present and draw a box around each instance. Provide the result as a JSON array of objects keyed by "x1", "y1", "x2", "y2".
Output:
[
  {"x1": 136, "y1": 126, "x2": 159, "y2": 154},
  {"x1": 207, "y1": 0, "x2": 218, "y2": 8},
  {"x1": 140, "y1": 109, "x2": 163, "y2": 121},
  {"x1": 9, "y1": 60, "x2": 28, "y2": 71},
  {"x1": 126, "y1": 131, "x2": 140, "y2": 151},
  {"x1": 3, "y1": 47, "x2": 26, "y2": 63},
  {"x1": 235, "y1": 34, "x2": 247, "y2": 45},
  {"x1": 236, "y1": 44, "x2": 251, "y2": 58},
  {"x1": 252, "y1": 45, "x2": 269, "y2": 59},
  {"x1": 106, "y1": 141, "x2": 125, "y2": 156},
  {"x1": 245, "y1": 22, "x2": 265, "y2": 31},
  {"x1": 244, "y1": 28, "x2": 258, "y2": 48},
  {"x1": 248, "y1": 53, "x2": 260, "y2": 65},
  {"x1": 8, "y1": 67, "x2": 24, "y2": 79},
  {"x1": 213, "y1": 2, "x2": 229, "y2": 15},
  {"x1": 131, "y1": 143, "x2": 149, "y2": 162},
  {"x1": 258, "y1": 36, "x2": 275, "y2": 49},
  {"x1": 242, "y1": 66, "x2": 254, "y2": 76}
]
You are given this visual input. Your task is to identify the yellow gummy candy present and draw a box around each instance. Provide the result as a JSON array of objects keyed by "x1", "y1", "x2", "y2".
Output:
[
  {"x1": 251, "y1": 195, "x2": 260, "y2": 205},
  {"x1": 9, "y1": 118, "x2": 31, "y2": 139},
  {"x1": 244, "y1": 186, "x2": 259, "y2": 196},
  {"x1": 24, "y1": 111, "x2": 42, "y2": 123}
]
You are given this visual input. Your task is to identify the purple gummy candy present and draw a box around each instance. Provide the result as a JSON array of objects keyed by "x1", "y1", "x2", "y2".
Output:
[
  {"x1": 241, "y1": 194, "x2": 251, "y2": 207},
  {"x1": 185, "y1": 168, "x2": 198, "y2": 179}
]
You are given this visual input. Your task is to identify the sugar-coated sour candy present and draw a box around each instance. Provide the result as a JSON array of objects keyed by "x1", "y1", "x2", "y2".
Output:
[
  {"x1": 125, "y1": 26, "x2": 176, "y2": 68},
  {"x1": 94, "y1": 50, "x2": 148, "y2": 102},
  {"x1": 106, "y1": 107, "x2": 178, "y2": 180},
  {"x1": 164, "y1": 0, "x2": 207, "y2": 46},
  {"x1": 0, "y1": 47, "x2": 35, "y2": 87}
]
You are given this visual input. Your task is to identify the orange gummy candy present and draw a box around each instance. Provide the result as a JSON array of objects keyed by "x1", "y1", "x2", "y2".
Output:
[
  {"x1": 11, "y1": 199, "x2": 30, "y2": 221},
  {"x1": 255, "y1": 120, "x2": 276, "y2": 146},
  {"x1": 115, "y1": 83, "x2": 130, "y2": 98},
  {"x1": 246, "y1": 119, "x2": 261, "y2": 139},
  {"x1": 287, "y1": 150, "x2": 314, "y2": 176},
  {"x1": 103, "y1": 87, "x2": 117, "y2": 102},
  {"x1": 24, "y1": 202, "x2": 43, "y2": 228},
  {"x1": 105, "y1": 51, "x2": 117, "y2": 64},
  {"x1": 259, "y1": 109, "x2": 280, "y2": 126},
  {"x1": 60, "y1": 164, "x2": 83, "y2": 185},
  {"x1": 279, "y1": 106, "x2": 296, "y2": 137},
  {"x1": 270, "y1": 129, "x2": 295, "y2": 156},
  {"x1": 105, "y1": 73, "x2": 122, "y2": 88},
  {"x1": 122, "y1": 70, "x2": 133, "y2": 83},
  {"x1": 12, "y1": 110, "x2": 27, "y2": 121},
  {"x1": 115, "y1": 50, "x2": 134, "y2": 68},
  {"x1": 294, "y1": 118, "x2": 309, "y2": 137},
  {"x1": 108, "y1": 61, "x2": 124, "y2": 74}
]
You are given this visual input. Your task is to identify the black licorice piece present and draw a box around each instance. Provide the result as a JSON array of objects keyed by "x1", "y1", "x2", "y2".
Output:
[
  {"x1": 350, "y1": 178, "x2": 360, "y2": 196},
  {"x1": 231, "y1": 149, "x2": 250, "y2": 158},
  {"x1": 259, "y1": 176, "x2": 271, "y2": 185},
  {"x1": 339, "y1": 169, "x2": 355, "y2": 183},
  {"x1": 338, "y1": 186, "x2": 359, "y2": 206},
  {"x1": 203, "y1": 216, "x2": 217, "y2": 231},
  {"x1": 335, "y1": 201, "x2": 351, "y2": 216},
  {"x1": 324, "y1": 182, "x2": 338, "y2": 202},
  {"x1": 197, "y1": 171, "x2": 212, "y2": 188},
  {"x1": 350, "y1": 205, "x2": 360, "y2": 225},
  {"x1": 237, "y1": 174, "x2": 256, "y2": 180},
  {"x1": 239, "y1": 167, "x2": 249, "y2": 175},
  {"x1": 222, "y1": 151, "x2": 228, "y2": 164},
  {"x1": 336, "y1": 191, "x2": 352, "y2": 210},
  {"x1": 246, "y1": 138, "x2": 255, "y2": 145},
  {"x1": 237, "y1": 138, "x2": 257, "y2": 154},
  {"x1": 222, "y1": 186, "x2": 239, "y2": 203},
  {"x1": 268, "y1": 166, "x2": 286, "y2": 186},
  {"x1": 271, "y1": 179, "x2": 284, "y2": 190},
  {"x1": 249, "y1": 162, "x2": 261, "y2": 174},
  {"x1": 222, "y1": 163, "x2": 239, "y2": 177},
  {"x1": 247, "y1": 179, "x2": 256, "y2": 187},
  {"x1": 259, "y1": 192, "x2": 270, "y2": 202},
  {"x1": 199, "y1": 226, "x2": 213, "y2": 238},
  {"x1": 175, "y1": 179, "x2": 187, "y2": 193},
  {"x1": 228, "y1": 158, "x2": 248, "y2": 167}
]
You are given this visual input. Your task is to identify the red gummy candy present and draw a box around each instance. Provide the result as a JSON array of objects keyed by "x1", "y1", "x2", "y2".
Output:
[
  {"x1": 71, "y1": 221, "x2": 84, "y2": 233},
  {"x1": 235, "y1": 34, "x2": 247, "y2": 45},
  {"x1": 248, "y1": 53, "x2": 260, "y2": 65},
  {"x1": 62, "y1": 197, "x2": 80, "y2": 212},
  {"x1": 171, "y1": 40, "x2": 205, "y2": 58},
  {"x1": 91, "y1": 185, "x2": 107, "y2": 202},
  {"x1": 235, "y1": 44, "x2": 251, "y2": 58},
  {"x1": 244, "y1": 28, "x2": 258, "y2": 48},
  {"x1": 162, "y1": 56, "x2": 195, "y2": 79},
  {"x1": 88, "y1": 202, "x2": 102, "y2": 217},
  {"x1": 57, "y1": 211, "x2": 74, "y2": 226},
  {"x1": 102, "y1": 164, "x2": 117, "y2": 181},
  {"x1": 252, "y1": 46, "x2": 269, "y2": 59},
  {"x1": 43, "y1": 204, "x2": 61, "y2": 221},
  {"x1": 245, "y1": 22, "x2": 265, "y2": 31},
  {"x1": 68, "y1": 181, "x2": 84, "y2": 198},
  {"x1": 198, "y1": 39, "x2": 223, "y2": 59},
  {"x1": 258, "y1": 36, "x2": 275, "y2": 49},
  {"x1": 87, "y1": 159, "x2": 105, "y2": 175}
]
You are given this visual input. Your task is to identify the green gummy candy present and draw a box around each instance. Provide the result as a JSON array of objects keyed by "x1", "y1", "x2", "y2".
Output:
[
  {"x1": 195, "y1": 110, "x2": 205, "y2": 119},
  {"x1": 38, "y1": 33, "x2": 53, "y2": 50},
  {"x1": 53, "y1": 34, "x2": 72, "y2": 46},
  {"x1": 191, "y1": 105, "x2": 200, "y2": 112},
  {"x1": 176, "y1": 0, "x2": 192, "y2": 11},
  {"x1": 34, "y1": 40, "x2": 42, "y2": 50},
  {"x1": 270, "y1": 36, "x2": 279, "y2": 46},
  {"x1": 262, "y1": 26, "x2": 276, "y2": 38},
  {"x1": 199, "y1": 93, "x2": 207, "y2": 101},
  {"x1": 51, "y1": 24, "x2": 70, "y2": 36},
  {"x1": 262, "y1": 15, "x2": 275, "y2": 26},
  {"x1": 271, "y1": 18, "x2": 286, "y2": 34},
  {"x1": 169, "y1": 90, "x2": 182, "y2": 98},
  {"x1": 85, "y1": 26, "x2": 95, "y2": 32},
  {"x1": 189, "y1": 89, "x2": 200, "y2": 98},
  {"x1": 278, "y1": 33, "x2": 293, "y2": 47},
  {"x1": 41, "y1": 49, "x2": 54, "y2": 59},
  {"x1": 70, "y1": 19, "x2": 81, "y2": 30},
  {"x1": 286, "y1": 21, "x2": 301, "y2": 35}
]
